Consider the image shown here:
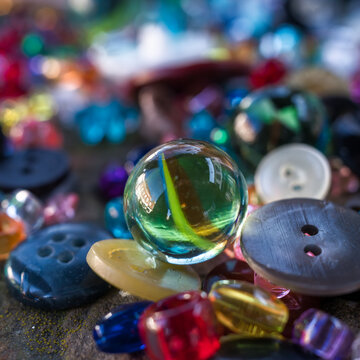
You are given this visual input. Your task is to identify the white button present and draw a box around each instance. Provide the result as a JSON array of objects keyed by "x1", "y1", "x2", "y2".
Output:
[{"x1": 255, "y1": 143, "x2": 331, "y2": 203}]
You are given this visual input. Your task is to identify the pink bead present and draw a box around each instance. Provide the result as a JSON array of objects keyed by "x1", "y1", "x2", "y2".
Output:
[
  {"x1": 138, "y1": 291, "x2": 220, "y2": 360},
  {"x1": 43, "y1": 193, "x2": 79, "y2": 226},
  {"x1": 9, "y1": 119, "x2": 63, "y2": 150}
]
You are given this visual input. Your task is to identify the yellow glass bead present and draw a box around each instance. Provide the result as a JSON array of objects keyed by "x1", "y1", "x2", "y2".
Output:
[
  {"x1": 0, "y1": 212, "x2": 26, "y2": 260},
  {"x1": 209, "y1": 280, "x2": 288, "y2": 336},
  {"x1": 86, "y1": 239, "x2": 201, "y2": 301}
]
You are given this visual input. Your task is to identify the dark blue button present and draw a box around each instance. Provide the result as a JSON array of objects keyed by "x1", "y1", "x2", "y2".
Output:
[
  {"x1": 5, "y1": 223, "x2": 111, "y2": 310},
  {"x1": 93, "y1": 301, "x2": 152, "y2": 353},
  {"x1": 0, "y1": 149, "x2": 70, "y2": 195}
]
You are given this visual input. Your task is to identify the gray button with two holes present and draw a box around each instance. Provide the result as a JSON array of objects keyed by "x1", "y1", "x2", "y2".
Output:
[
  {"x1": 241, "y1": 198, "x2": 360, "y2": 296},
  {"x1": 4, "y1": 223, "x2": 111, "y2": 310}
]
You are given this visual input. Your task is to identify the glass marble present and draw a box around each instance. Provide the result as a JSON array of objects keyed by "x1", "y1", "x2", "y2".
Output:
[
  {"x1": 1, "y1": 189, "x2": 44, "y2": 234},
  {"x1": 86, "y1": 239, "x2": 201, "y2": 301},
  {"x1": 293, "y1": 309, "x2": 354, "y2": 360},
  {"x1": 104, "y1": 197, "x2": 132, "y2": 239},
  {"x1": 0, "y1": 212, "x2": 26, "y2": 260},
  {"x1": 209, "y1": 280, "x2": 289, "y2": 336},
  {"x1": 94, "y1": 301, "x2": 152, "y2": 353},
  {"x1": 138, "y1": 291, "x2": 220, "y2": 360},
  {"x1": 203, "y1": 259, "x2": 254, "y2": 293},
  {"x1": 124, "y1": 140, "x2": 248, "y2": 265},
  {"x1": 231, "y1": 86, "x2": 329, "y2": 172}
]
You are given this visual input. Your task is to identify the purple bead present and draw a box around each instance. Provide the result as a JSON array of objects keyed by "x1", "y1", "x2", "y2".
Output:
[
  {"x1": 293, "y1": 309, "x2": 354, "y2": 360},
  {"x1": 99, "y1": 165, "x2": 128, "y2": 200}
]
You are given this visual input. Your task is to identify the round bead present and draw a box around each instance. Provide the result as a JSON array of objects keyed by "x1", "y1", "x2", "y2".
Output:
[
  {"x1": 86, "y1": 239, "x2": 201, "y2": 301},
  {"x1": 138, "y1": 291, "x2": 220, "y2": 360},
  {"x1": 104, "y1": 197, "x2": 132, "y2": 239},
  {"x1": 241, "y1": 198, "x2": 360, "y2": 296},
  {"x1": 208, "y1": 280, "x2": 288, "y2": 336},
  {"x1": 231, "y1": 86, "x2": 328, "y2": 171},
  {"x1": 293, "y1": 309, "x2": 354, "y2": 360},
  {"x1": 124, "y1": 139, "x2": 248, "y2": 265},
  {"x1": 254, "y1": 144, "x2": 331, "y2": 203},
  {"x1": 99, "y1": 164, "x2": 128, "y2": 200}
]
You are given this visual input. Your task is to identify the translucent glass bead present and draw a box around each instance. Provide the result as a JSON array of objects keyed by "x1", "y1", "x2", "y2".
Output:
[
  {"x1": 138, "y1": 291, "x2": 220, "y2": 360},
  {"x1": 124, "y1": 140, "x2": 248, "y2": 265},
  {"x1": 104, "y1": 197, "x2": 132, "y2": 239},
  {"x1": 43, "y1": 193, "x2": 79, "y2": 226},
  {"x1": 1, "y1": 189, "x2": 44, "y2": 233},
  {"x1": 0, "y1": 212, "x2": 26, "y2": 260},
  {"x1": 293, "y1": 309, "x2": 354, "y2": 360},
  {"x1": 99, "y1": 165, "x2": 128, "y2": 200},
  {"x1": 209, "y1": 280, "x2": 288, "y2": 336},
  {"x1": 94, "y1": 301, "x2": 151, "y2": 353}
]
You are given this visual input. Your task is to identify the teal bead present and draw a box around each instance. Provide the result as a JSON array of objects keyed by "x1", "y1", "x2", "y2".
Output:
[
  {"x1": 124, "y1": 140, "x2": 248, "y2": 265},
  {"x1": 105, "y1": 197, "x2": 132, "y2": 239}
]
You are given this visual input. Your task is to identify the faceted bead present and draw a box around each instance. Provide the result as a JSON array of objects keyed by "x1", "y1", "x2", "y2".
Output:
[
  {"x1": 250, "y1": 59, "x2": 287, "y2": 90},
  {"x1": 94, "y1": 301, "x2": 152, "y2": 353},
  {"x1": 203, "y1": 259, "x2": 254, "y2": 293},
  {"x1": 1, "y1": 189, "x2": 44, "y2": 234},
  {"x1": 9, "y1": 119, "x2": 63, "y2": 150},
  {"x1": 138, "y1": 291, "x2": 220, "y2": 360},
  {"x1": 104, "y1": 197, "x2": 132, "y2": 239},
  {"x1": 0, "y1": 212, "x2": 26, "y2": 260},
  {"x1": 99, "y1": 165, "x2": 128, "y2": 200},
  {"x1": 213, "y1": 337, "x2": 319, "y2": 360},
  {"x1": 86, "y1": 239, "x2": 201, "y2": 301},
  {"x1": 293, "y1": 309, "x2": 354, "y2": 360},
  {"x1": 208, "y1": 280, "x2": 288, "y2": 336},
  {"x1": 124, "y1": 140, "x2": 248, "y2": 265},
  {"x1": 43, "y1": 193, "x2": 79, "y2": 226}
]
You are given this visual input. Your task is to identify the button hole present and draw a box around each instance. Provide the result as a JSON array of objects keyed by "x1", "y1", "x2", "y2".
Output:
[
  {"x1": 57, "y1": 251, "x2": 73, "y2": 264},
  {"x1": 38, "y1": 246, "x2": 53, "y2": 258},
  {"x1": 21, "y1": 166, "x2": 32, "y2": 175},
  {"x1": 51, "y1": 233, "x2": 66, "y2": 242},
  {"x1": 301, "y1": 225, "x2": 318, "y2": 236},
  {"x1": 72, "y1": 238, "x2": 86, "y2": 248},
  {"x1": 292, "y1": 184, "x2": 302, "y2": 191},
  {"x1": 304, "y1": 244, "x2": 321, "y2": 257}
]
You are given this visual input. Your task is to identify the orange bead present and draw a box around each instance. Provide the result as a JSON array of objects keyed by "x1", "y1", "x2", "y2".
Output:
[{"x1": 0, "y1": 213, "x2": 26, "y2": 260}]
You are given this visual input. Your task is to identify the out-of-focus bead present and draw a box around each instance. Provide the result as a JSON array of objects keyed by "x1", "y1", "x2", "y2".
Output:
[
  {"x1": 203, "y1": 259, "x2": 254, "y2": 293},
  {"x1": 293, "y1": 309, "x2": 354, "y2": 360},
  {"x1": 99, "y1": 165, "x2": 128, "y2": 200},
  {"x1": 352, "y1": 333, "x2": 360, "y2": 360},
  {"x1": 43, "y1": 193, "x2": 79, "y2": 226},
  {"x1": 104, "y1": 197, "x2": 132, "y2": 239},
  {"x1": 94, "y1": 301, "x2": 152, "y2": 353},
  {"x1": 138, "y1": 291, "x2": 220, "y2": 360},
  {"x1": 0, "y1": 212, "x2": 26, "y2": 260},
  {"x1": 209, "y1": 280, "x2": 288, "y2": 336},
  {"x1": 1, "y1": 189, "x2": 44, "y2": 234},
  {"x1": 250, "y1": 59, "x2": 287, "y2": 90},
  {"x1": 9, "y1": 119, "x2": 63, "y2": 150}
]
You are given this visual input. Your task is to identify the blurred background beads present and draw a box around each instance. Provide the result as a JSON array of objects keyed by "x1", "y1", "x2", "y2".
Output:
[
  {"x1": 99, "y1": 164, "x2": 128, "y2": 200},
  {"x1": 104, "y1": 197, "x2": 132, "y2": 239}
]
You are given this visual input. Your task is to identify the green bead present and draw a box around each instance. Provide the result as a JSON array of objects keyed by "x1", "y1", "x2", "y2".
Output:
[{"x1": 124, "y1": 140, "x2": 248, "y2": 265}]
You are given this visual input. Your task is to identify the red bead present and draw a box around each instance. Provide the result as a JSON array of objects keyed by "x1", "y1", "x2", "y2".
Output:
[
  {"x1": 138, "y1": 291, "x2": 220, "y2": 360},
  {"x1": 203, "y1": 259, "x2": 254, "y2": 292},
  {"x1": 250, "y1": 59, "x2": 287, "y2": 90}
]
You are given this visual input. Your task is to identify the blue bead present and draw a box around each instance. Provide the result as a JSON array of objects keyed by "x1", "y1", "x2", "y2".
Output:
[
  {"x1": 187, "y1": 110, "x2": 216, "y2": 141},
  {"x1": 94, "y1": 301, "x2": 152, "y2": 353},
  {"x1": 105, "y1": 197, "x2": 132, "y2": 239}
]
